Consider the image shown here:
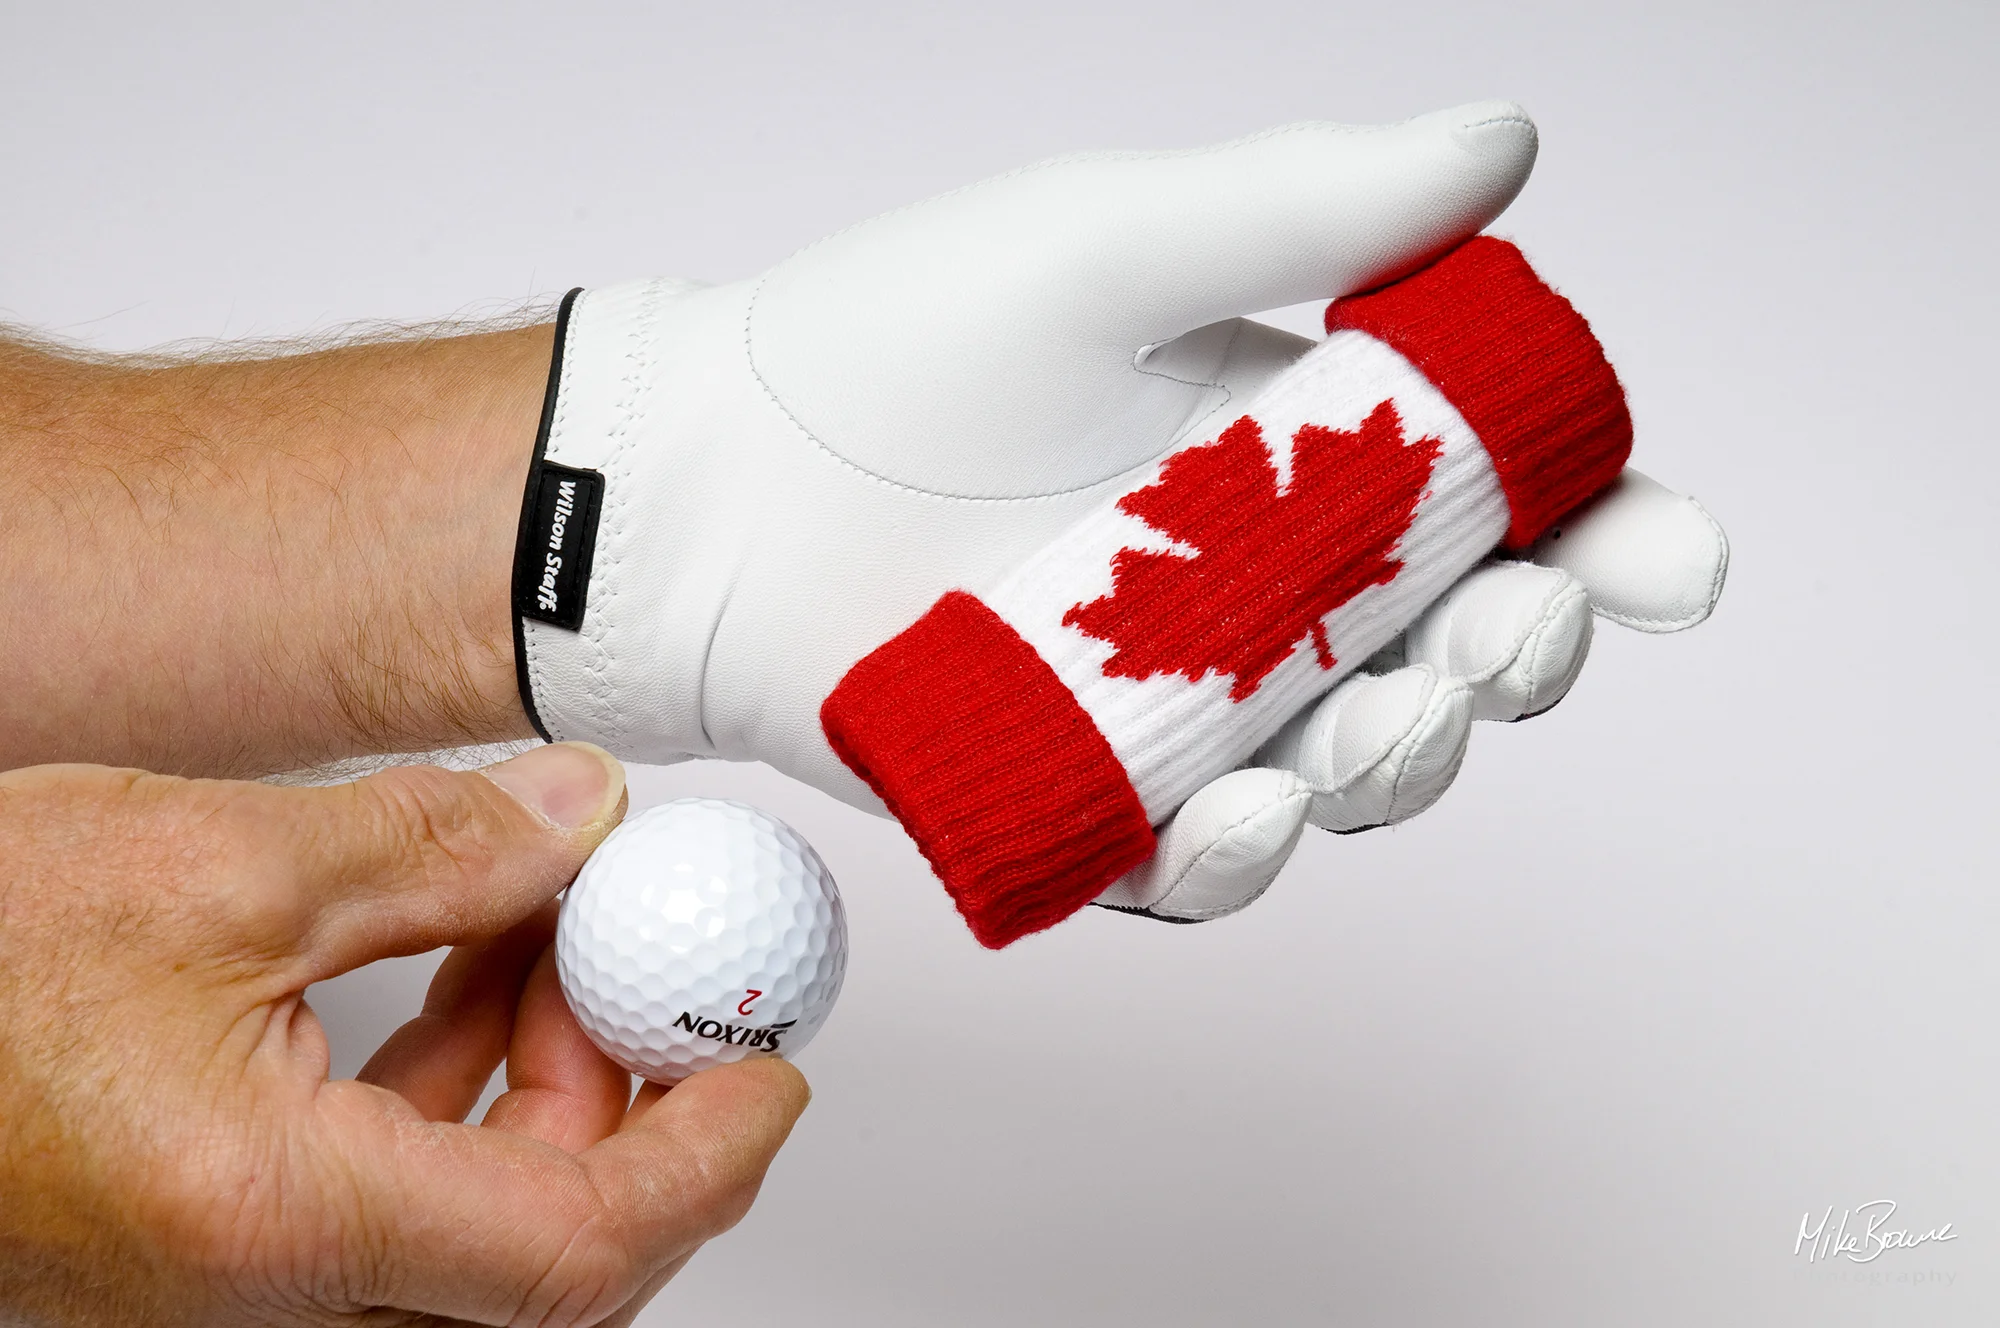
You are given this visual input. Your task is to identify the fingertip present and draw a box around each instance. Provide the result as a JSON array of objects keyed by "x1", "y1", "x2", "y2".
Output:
[
  {"x1": 1101, "y1": 768, "x2": 1310, "y2": 920},
  {"x1": 480, "y1": 945, "x2": 634, "y2": 1151},
  {"x1": 1384, "y1": 98, "x2": 1539, "y2": 233},
  {"x1": 1534, "y1": 471, "x2": 1730, "y2": 633},
  {"x1": 667, "y1": 1057, "x2": 813, "y2": 1132},
  {"x1": 1437, "y1": 98, "x2": 1538, "y2": 162},
  {"x1": 637, "y1": 1058, "x2": 813, "y2": 1180},
  {"x1": 1406, "y1": 561, "x2": 1596, "y2": 721},
  {"x1": 619, "y1": 1058, "x2": 813, "y2": 1150},
  {"x1": 589, "y1": 1059, "x2": 813, "y2": 1253},
  {"x1": 1271, "y1": 664, "x2": 1473, "y2": 833},
  {"x1": 1262, "y1": 664, "x2": 1446, "y2": 791}
]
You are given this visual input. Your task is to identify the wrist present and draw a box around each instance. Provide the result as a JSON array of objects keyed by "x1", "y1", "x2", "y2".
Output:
[{"x1": 0, "y1": 323, "x2": 553, "y2": 776}]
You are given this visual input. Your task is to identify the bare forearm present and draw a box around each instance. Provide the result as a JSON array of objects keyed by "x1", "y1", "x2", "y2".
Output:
[{"x1": 0, "y1": 325, "x2": 549, "y2": 776}]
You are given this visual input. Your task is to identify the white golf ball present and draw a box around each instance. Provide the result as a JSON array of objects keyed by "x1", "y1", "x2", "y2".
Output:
[{"x1": 555, "y1": 797, "x2": 847, "y2": 1084}]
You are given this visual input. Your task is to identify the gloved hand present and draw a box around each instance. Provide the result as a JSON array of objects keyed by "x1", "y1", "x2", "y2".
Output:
[
  {"x1": 1096, "y1": 466, "x2": 1726, "y2": 923},
  {"x1": 512, "y1": 101, "x2": 1727, "y2": 928}
]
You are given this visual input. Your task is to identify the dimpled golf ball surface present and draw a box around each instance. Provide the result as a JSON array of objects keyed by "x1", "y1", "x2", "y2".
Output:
[{"x1": 556, "y1": 798, "x2": 846, "y2": 1083}]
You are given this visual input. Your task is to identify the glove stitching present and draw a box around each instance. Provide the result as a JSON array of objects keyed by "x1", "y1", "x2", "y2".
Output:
[
  {"x1": 1479, "y1": 579, "x2": 1588, "y2": 712},
  {"x1": 1523, "y1": 584, "x2": 1591, "y2": 712},
  {"x1": 1519, "y1": 598, "x2": 1556, "y2": 713},
  {"x1": 1155, "y1": 861, "x2": 1286, "y2": 921},
  {"x1": 1304, "y1": 672, "x2": 1454, "y2": 829},
  {"x1": 1151, "y1": 785, "x2": 1311, "y2": 920},
  {"x1": 583, "y1": 279, "x2": 672, "y2": 738},
  {"x1": 765, "y1": 119, "x2": 1410, "y2": 269},
  {"x1": 1312, "y1": 670, "x2": 1440, "y2": 797},
  {"x1": 1383, "y1": 679, "x2": 1469, "y2": 821},
  {"x1": 1587, "y1": 496, "x2": 1730, "y2": 632},
  {"x1": 1446, "y1": 573, "x2": 1563, "y2": 686}
]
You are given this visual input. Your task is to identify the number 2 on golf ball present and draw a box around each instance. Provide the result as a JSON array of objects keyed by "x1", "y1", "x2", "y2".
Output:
[{"x1": 556, "y1": 798, "x2": 848, "y2": 1083}]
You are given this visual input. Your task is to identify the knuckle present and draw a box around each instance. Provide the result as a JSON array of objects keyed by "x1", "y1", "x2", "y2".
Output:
[
  {"x1": 348, "y1": 766, "x2": 509, "y2": 896},
  {"x1": 169, "y1": 784, "x2": 327, "y2": 957}
]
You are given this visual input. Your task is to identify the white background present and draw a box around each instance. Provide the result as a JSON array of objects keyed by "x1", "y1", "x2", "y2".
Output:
[{"x1": 4, "y1": 2, "x2": 1995, "y2": 1322}]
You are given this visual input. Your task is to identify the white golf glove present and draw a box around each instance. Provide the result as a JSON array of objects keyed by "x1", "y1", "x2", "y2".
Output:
[{"x1": 511, "y1": 100, "x2": 1727, "y2": 935}]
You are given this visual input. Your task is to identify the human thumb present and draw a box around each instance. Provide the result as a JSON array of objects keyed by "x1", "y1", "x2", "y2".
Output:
[{"x1": 282, "y1": 742, "x2": 626, "y2": 980}]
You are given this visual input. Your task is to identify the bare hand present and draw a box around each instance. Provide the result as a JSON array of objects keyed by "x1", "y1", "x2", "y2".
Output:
[{"x1": 0, "y1": 742, "x2": 809, "y2": 1327}]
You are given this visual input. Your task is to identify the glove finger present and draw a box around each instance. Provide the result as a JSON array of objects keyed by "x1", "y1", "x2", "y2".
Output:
[
  {"x1": 1259, "y1": 666, "x2": 1474, "y2": 832},
  {"x1": 754, "y1": 106, "x2": 1533, "y2": 502},
  {"x1": 1404, "y1": 561, "x2": 1594, "y2": 722},
  {"x1": 1080, "y1": 101, "x2": 1539, "y2": 344},
  {"x1": 1094, "y1": 767, "x2": 1309, "y2": 922},
  {"x1": 764, "y1": 101, "x2": 1532, "y2": 378},
  {"x1": 1529, "y1": 468, "x2": 1729, "y2": 632}
]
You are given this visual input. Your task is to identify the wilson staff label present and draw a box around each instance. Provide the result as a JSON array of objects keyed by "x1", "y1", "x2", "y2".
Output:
[{"x1": 515, "y1": 462, "x2": 604, "y2": 631}]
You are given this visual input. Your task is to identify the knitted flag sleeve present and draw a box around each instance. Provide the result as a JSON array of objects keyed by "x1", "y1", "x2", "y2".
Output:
[{"x1": 821, "y1": 237, "x2": 1633, "y2": 948}]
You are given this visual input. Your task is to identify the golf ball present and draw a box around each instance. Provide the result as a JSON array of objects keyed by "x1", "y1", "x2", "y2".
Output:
[{"x1": 555, "y1": 797, "x2": 846, "y2": 1083}]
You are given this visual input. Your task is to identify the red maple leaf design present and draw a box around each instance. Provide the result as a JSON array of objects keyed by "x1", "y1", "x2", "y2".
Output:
[{"x1": 1063, "y1": 399, "x2": 1440, "y2": 702}]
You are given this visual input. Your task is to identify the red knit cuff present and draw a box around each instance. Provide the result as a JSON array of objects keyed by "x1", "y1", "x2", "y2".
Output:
[
  {"x1": 1326, "y1": 236, "x2": 1632, "y2": 549},
  {"x1": 820, "y1": 591, "x2": 1156, "y2": 948}
]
